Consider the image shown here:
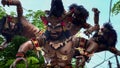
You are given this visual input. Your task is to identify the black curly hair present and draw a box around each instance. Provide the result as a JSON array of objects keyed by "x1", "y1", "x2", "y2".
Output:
[
  {"x1": 103, "y1": 22, "x2": 117, "y2": 47},
  {"x1": 49, "y1": 0, "x2": 64, "y2": 18},
  {"x1": 93, "y1": 22, "x2": 117, "y2": 47},
  {"x1": 69, "y1": 3, "x2": 78, "y2": 10},
  {"x1": 69, "y1": 4, "x2": 89, "y2": 26}
]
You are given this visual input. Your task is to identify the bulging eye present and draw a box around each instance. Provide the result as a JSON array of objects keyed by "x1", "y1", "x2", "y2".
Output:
[{"x1": 48, "y1": 22, "x2": 51, "y2": 26}]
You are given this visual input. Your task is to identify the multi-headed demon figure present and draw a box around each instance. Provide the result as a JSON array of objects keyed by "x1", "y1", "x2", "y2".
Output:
[{"x1": 1, "y1": 0, "x2": 120, "y2": 68}]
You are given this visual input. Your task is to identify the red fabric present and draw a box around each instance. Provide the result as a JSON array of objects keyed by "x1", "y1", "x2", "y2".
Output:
[
  {"x1": 7, "y1": 16, "x2": 12, "y2": 22},
  {"x1": 31, "y1": 38, "x2": 39, "y2": 47},
  {"x1": 16, "y1": 52, "x2": 25, "y2": 57},
  {"x1": 81, "y1": 38, "x2": 85, "y2": 42},
  {"x1": 61, "y1": 22, "x2": 66, "y2": 26},
  {"x1": 41, "y1": 16, "x2": 48, "y2": 25}
]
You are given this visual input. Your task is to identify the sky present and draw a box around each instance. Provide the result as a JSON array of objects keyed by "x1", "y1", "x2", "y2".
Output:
[{"x1": 0, "y1": 0, "x2": 120, "y2": 68}]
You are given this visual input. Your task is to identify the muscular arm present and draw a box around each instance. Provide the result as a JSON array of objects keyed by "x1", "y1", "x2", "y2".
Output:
[
  {"x1": 84, "y1": 23, "x2": 99, "y2": 34},
  {"x1": 87, "y1": 8, "x2": 100, "y2": 33},
  {"x1": 109, "y1": 47, "x2": 120, "y2": 56},
  {"x1": 16, "y1": 35, "x2": 45, "y2": 57},
  {"x1": 10, "y1": 40, "x2": 36, "y2": 67},
  {"x1": 16, "y1": 40, "x2": 34, "y2": 57},
  {"x1": 87, "y1": 8, "x2": 100, "y2": 32},
  {"x1": 92, "y1": 8, "x2": 100, "y2": 25},
  {"x1": 84, "y1": 8, "x2": 100, "y2": 36},
  {"x1": 18, "y1": 41, "x2": 33, "y2": 53}
]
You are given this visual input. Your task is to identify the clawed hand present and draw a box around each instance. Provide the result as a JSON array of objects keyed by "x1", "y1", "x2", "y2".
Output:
[
  {"x1": 1, "y1": 0, "x2": 7, "y2": 6},
  {"x1": 10, "y1": 57, "x2": 28, "y2": 68},
  {"x1": 92, "y1": 8, "x2": 100, "y2": 14},
  {"x1": 1, "y1": 0, "x2": 12, "y2": 6},
  {"x1": 76, "y1": 56, "x2": 85, "y2": 67}
]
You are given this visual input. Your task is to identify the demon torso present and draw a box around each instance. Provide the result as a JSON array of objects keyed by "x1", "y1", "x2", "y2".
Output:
[
  {"x1": 34, "y1": 35, "x2": 83, "y2": 67},
  {"x1": 43, "y1": 39, "x2": 74, "y2": 67}
]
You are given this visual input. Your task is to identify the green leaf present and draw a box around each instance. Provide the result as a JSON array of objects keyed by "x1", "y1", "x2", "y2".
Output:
[{"x1": 112, "y1": 0, "x2": 120, "y2": 15}]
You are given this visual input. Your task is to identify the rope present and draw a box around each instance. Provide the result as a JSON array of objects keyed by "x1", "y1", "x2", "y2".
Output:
[
  {"x1": 108, "y1": 0, "x2": 113, "y2": 23},
  {"x1": 93, "y1": 55, "x2": 115, "y2": 68}
]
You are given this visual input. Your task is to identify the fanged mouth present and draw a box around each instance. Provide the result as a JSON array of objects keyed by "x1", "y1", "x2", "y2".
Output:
[{"x1": 50, "y1": 33, "x2": 58, "y2": 37}]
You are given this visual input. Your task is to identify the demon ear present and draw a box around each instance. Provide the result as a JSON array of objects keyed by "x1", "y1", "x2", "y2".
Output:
[
  {"x1": 49, "y1": 0, "x2": 64, "y2": 18},
  {"x1": 40, "y1": 16, "x2": 48, "y2": 25}
]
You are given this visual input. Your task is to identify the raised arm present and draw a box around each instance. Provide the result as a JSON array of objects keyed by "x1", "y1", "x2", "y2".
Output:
[
  {"x1": 84, "y1": 8, "x2": 100, "y2": 37},
  {"x1": 89, "y1": 8, "x2": 100, "y2": 32},
  {"x1": 1, "y1": 0, "x2": 23, "y2": 18},
  {"x1": 92, "y1": 8, "x2": 100, "y2": 25}
]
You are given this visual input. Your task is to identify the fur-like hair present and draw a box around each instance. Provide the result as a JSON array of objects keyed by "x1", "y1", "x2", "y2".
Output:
[
  {"x1": 49, "y1": 0, "x2": 64, "y2": 17},
  {"x1": 69, "y1": 4, "x2": 89, "y2": 26},
  {"x1": 93, "y1": 22, "x2": 117, "y2": 47},
  {"x1": 76, "y1": 5, "x2": 89, "y2": 20},
  {"x1": 103, "y1": 22, "x2": 117, "y2": 47},
  {"x1": 69, "y1": 4, "x2": 78, "y2": 10},
  {"x1": 103, "y1": 22, "x2": 113, "y2": 30}
]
